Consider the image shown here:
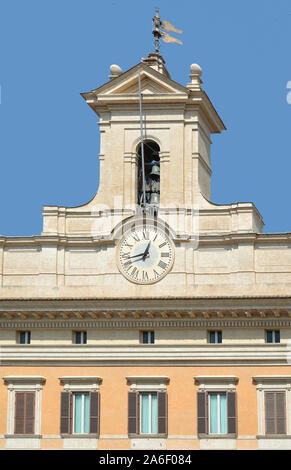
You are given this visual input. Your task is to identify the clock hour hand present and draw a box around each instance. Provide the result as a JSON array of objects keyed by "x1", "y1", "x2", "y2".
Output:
[{"x1": 142, "y1": 241, "x2": 151, "y2": 261}]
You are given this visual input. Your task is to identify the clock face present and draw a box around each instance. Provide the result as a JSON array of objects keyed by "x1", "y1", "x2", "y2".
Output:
[{"x1": 117, "y1": 225, "x2": 175, "y2": 284}]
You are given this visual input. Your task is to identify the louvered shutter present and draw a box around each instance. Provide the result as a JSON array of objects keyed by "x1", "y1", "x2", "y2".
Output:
[
  {"x1": 128, "y1": 391, "x2": 138, "y2": 435},
  {"x1": 266, "y1": 391, "x2": 286, "y2": 435},
  {"x1": 197, "y1": 391, "x2": 208, "y2": 435},
  {"x1": 60, "y1": 391, "x2": 72, "y2": 434},
  {"x1": 15, "y1": 392, "x2": 25, "y2": 434},
  {"x1": 265, "y1": 392, "x2": 276, "y2": 434},
  {"x1": 227, "y1": 391, "x2": 237, "y2": 435},
  {"x1": 15, "y1": 392, "x2": 35, "y2": 434},
  {"x1": 25, "y1": 392, "x2": 35, "y2": 434},
  {"x1": 90, "y1": 391, "x2": 100, "y2": 434},
  {"x1": 276, "y1": 392, "x2": 286, "y2": 434},
  {"x1": 157, "y1": 391, "x2": 167, "y2": 435}
]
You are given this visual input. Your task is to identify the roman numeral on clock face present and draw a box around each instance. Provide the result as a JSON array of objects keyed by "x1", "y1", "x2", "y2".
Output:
[
  {"x1": 131, "y1": 267, "x2": 139, "y2": 279},
  {"x1": 123, "y1": 261, "x2": 132, "y2": 269},
  {"x1": 123, "y1": 241, "x2": 133, "y2": 248},
  {"x1": 159, "y1": 242, "x2": 167, "y2": 248},
  {"x1": 142, "y1": 230, "x2": 150, "y2": 240},
  {"x1": 121, "y1": 252, "x2": 130, "y2": 259},
  {"x1": 153, "y1": 269, "x2": 159, "y2": 279},
  {"x1": 158, "y1": 260, "x2": 167, "y2": 269}
]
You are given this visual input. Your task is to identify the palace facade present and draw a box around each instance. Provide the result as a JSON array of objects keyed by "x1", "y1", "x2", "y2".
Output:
[{"x1": 1, "y1": 46, "x2": 291, "y2": 450}]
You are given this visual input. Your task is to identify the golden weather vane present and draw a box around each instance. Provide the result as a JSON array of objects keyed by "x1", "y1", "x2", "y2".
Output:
[{"x1": 152, "y1": 8, "x2": 183, "y2": 54}]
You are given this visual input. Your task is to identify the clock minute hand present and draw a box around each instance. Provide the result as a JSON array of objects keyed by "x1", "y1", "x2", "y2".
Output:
[{"x1": 129, "y1": 252, "x2": 147, "y2": 259}]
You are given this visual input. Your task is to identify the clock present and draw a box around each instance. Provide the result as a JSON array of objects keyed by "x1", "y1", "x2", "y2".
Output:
[{"x1": 116, "y1": 225, "x2": 175, "y2": 284}]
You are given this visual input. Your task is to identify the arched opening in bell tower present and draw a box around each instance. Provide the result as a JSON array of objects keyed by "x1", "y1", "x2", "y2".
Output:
[{"x1": 137, "y1": 140, "x2": 160, "y2": 207}]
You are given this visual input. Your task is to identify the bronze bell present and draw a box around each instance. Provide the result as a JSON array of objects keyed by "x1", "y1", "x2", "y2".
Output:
[
  {"x1": 150, "y1": 163, "x2": 160, "y2": 177},
  {"x1": 149, "y1": 192, "x2": 160, "y2": 204}
]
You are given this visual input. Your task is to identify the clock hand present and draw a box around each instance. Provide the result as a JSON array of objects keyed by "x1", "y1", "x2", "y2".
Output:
[
  {"x1": 142, "y1": 241, "x2": 151, "y2": 261},
  {"x1": 129, "y1": 252, "x2": 149, "y2": 259}
]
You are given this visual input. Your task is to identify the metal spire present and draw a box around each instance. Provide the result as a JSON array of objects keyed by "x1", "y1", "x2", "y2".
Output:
[{"x1": 152, "y1": 8, "x2": 162, "y2": 54}]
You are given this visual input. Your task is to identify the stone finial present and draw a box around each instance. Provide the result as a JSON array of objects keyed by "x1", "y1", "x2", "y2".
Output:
[
  {"x1": 109, "y1": 64, "x2": 122, "y2": 80},
  {"x1": 187, "y1": 63, "x2": 203, "y2": 90}
]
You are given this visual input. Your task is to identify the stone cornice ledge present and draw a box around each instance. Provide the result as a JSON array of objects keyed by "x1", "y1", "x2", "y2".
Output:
[
  {"x1": 126, "y1": 376, "x2": 169, "y2": 390},
  {"x1": 3, "y1": 376, "x2": 46, "y2": 386},
  {"x1": 194, "y1": 375, "x2": 239, "y2": 390},
  {"x1": 59, "y1": 376, "x2": 102, "y2": 391},
  {"x1": 252, "y1": 375, "x2": 291, "y2": 384}
]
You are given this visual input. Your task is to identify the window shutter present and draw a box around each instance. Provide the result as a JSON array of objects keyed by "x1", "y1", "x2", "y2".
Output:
[
  {"x1": 15, "y1": 392, "x2": 25, "y2": 434},
  {"x1": 276, "y1": 392, "x2": 286, "y2": 434},
  {"x1": 227, "y1": 391, "x2": 237, "y2": 435},
  {"x1": 157, "y1": 391, "x2": 167, "y2": 435},
  {"x1": 197, "y1": 391, "x2": 208, "y2": 435},
  {"x1": 60, "y1": 391, "x2": 72, "y2": 434},
  {"x1": 25, "y1": 392, "x2": 35, "y2": 434},
  {"x1": 90, "y1": 391, "x2": 100, "y2": 434},
  {"x1": 128, "y1": 391, "x2": 138, "y2": 435},
  {"x1": 265, "y1": 392, "x2": 276, "y2": 434},
  {"x1": 15, "y1": 392, "x2": 35, "y2": 435},
  {"x1": 265, "y1": 391, "x2": 286, "y2": 435}
]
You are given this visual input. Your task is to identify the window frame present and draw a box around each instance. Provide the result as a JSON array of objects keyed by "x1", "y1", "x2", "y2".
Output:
[
  {"x1": 253, "y1": 376, "x2": 291, "y2": 437},
  {"x1": 59, "y1": 376, "x2": 102, "y2": 437},
  {"x1": 72, "y1": 392, "x2": 90, "y2": 435},
  {"x1": 265, "y1": 330, "x2": 280, "y2": 344},
  {"x1": 126, "y1": 376, "x2": 169, "y2": 438},
  {"x1": 3, "y1": 376, "x2": 45, "y2": 436},
  {"x1": 208, "y1": 330, "x2": 222, "y2": 344},
  {"x1": 208, "y1": 392, "x2": 227, "y2": 435},
  {"x1": 139, "y1": 391, "x2": 158, "y2": 435},
  {"x1": 195, "y1": 375, "x2": 238, "y2": 438},
  {"x1": 73, "y1": 331, "x2": 87, "y2": 345},
  {"x1": 141, "y1": 331, "x2": 155, "y2": 344},
  {"x1": 18, "y1": 330, "x2": 31, "y2": 344}
]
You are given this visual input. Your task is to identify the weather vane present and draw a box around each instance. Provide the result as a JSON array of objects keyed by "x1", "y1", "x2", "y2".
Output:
[{"x1": 152, "y1": 8, "x2": 183, "y2": 54}]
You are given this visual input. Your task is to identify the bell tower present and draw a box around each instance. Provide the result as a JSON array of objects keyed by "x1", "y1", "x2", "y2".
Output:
[
  {"x1": 42, "y1": 12, "x2": 263, "y2": 239},
  {"x1": 80, "y1": 56, "x2": 225, "y2": 210}
]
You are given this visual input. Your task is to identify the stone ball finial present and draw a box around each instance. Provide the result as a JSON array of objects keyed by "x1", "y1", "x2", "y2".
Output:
[
  {"x1": 190, "y1": 63, "x2": 202, "y2": 76},
  {"x1": 109, "y1": 64, "x2": 122, "y2": 76}
]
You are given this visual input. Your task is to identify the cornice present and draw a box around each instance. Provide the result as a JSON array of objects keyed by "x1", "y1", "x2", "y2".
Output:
[
  {"x1": 0, "y1": 343, "x2": 288, "y2": 367},
  {"x1": 0, "y1": 306, "x2": 291, "y2": 324},
  {"x1": 3, "y1": 376, "x2": 46, "y2": 386},
  {"x1": 1, "y1": 231, "x2": 291, "y2": 247},
  {"x1": 252, "y1": 375, "x2": 291, "y2": 384}
]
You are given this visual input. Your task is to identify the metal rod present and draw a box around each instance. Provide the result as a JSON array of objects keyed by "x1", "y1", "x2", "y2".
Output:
[{"x1": 138, "y1": 68, "x2": 146, "y2": 209}]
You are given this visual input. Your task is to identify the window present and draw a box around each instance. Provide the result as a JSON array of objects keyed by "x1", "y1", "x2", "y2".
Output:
[
  {"x1": 137, "y1": 140, "x2": 160, "y2": 207},
  {"x1": 73, "y1": 393, "x2": 90, "y2": 434},
  {"x1": 60, "y1": 391, "x2": 99, "y2": 435},
  {"x1": 127, "y1": 376, "x2": 169, "y2": 437},
  {"x1": 252, "y1": 376, "x2": 291, "y2": 438},
  {"x1": 265, "y1": 391, "x2": 286, "y2": 435},
  {"x1": 209, "y1": 393, "x2": 227, "y2": 434},
  {"x1": 74, "y1": 331, "x2": 87, "y2": 344},
  {"x1": 14, "y1": 391, "x2": 35, "y2": 434},
  {"x1": 141, "y1": 331, "x2": 155, "y2": 344},
  {"x1": 208, "y1": 330, "x2": 222, "y2": 344},
  {"x1": 19, "y1": 331, "x2": 31, "y2": 344},
  {"x1": 140, "y1": 392, "x2": 157, "y2": 434},
  {"x1": 3, "y1": 376, "x2": 45, "y2": 442},
  {"x1": 59, "y1": 376, "x2": 102, "y2": 436},
  {"x1": 195, "y1": 376, "x2": 238, "y2": 437},
  {"x1": 266, "y1": 330, "x2": 280, "y2": 343}
]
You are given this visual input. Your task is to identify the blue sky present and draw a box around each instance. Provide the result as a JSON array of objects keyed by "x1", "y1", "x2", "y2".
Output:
[{"x1": 0, "y1": 0, "x2": 291, "y2": 236}]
